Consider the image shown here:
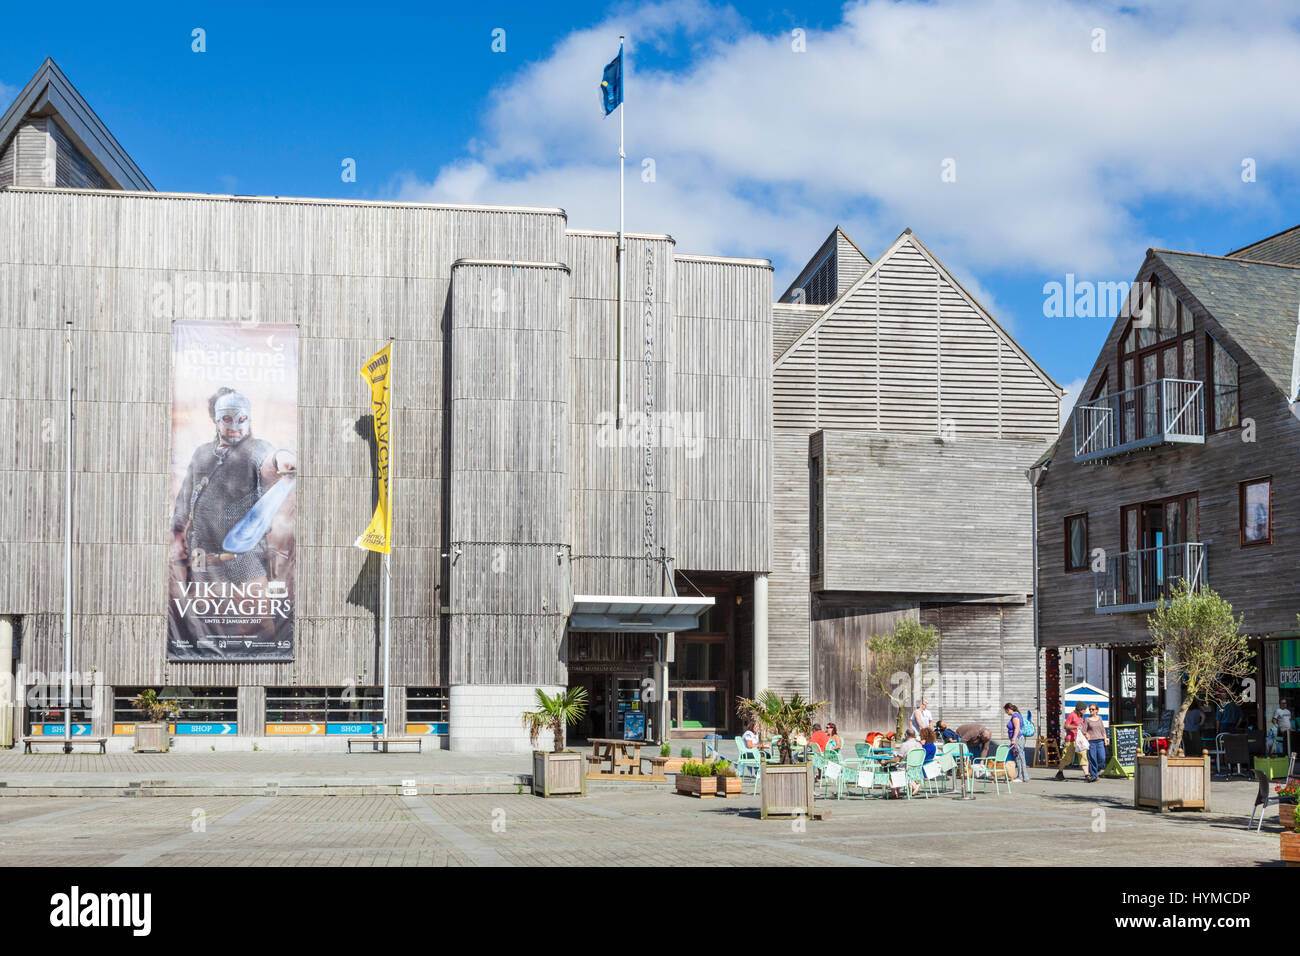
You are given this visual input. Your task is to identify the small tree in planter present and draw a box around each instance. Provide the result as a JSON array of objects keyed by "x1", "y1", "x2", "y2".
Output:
[
  {"x1": 737, "y1": 691, "x2": 825, "y2": 819},
  {"x1": 1136, "y1": 582, "x2": 1253, "y2": 812},
  {"x1": 736, "y1": 690, "x2": 823, "y2": 765},
  {"x1": 132, "y1": 689, "x2": 180, "y2": 753},
  {"x1": 523, "y1": 687, "x2": 588, "y2": 798},
  {"x1": 865, "y1": 618, "x2": 939, "y2": 739}
]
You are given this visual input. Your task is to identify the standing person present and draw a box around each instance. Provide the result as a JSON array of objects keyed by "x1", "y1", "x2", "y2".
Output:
[
  {"x1": 1080, "y1": 703, "x2": 1107, "y2": 781},
  {"x1": 1182, "y1": 700, "x2": 1204, "y2": 757},
  {"x1": 1215, "y1": 690, "x2": 1242, "y2": 738},
  {"x1": 1004, "y1": 703, "x2": 1029, "y2": 783},
  {"x1": 1054, "y1": 702, "x2": 1087, "y2": 781},
  {"x1": 1271, "y1": 697, "x2": 1292, "y2": 756},
  {"x1": 955, "y1": 723, "x2": 993, "y2": 758},
  {"x1": 911, "y1": 698, "x2": 933, "y2": 736}
]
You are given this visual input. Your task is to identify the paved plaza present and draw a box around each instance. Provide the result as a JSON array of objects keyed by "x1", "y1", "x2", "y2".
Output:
[{"x1": 0, "y1": 749, "x2": 1286, "y2": 866}]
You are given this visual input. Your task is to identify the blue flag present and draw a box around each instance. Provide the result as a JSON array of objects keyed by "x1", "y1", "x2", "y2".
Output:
[{"x1": 601, "y1": 45, "x2": 623, "y2": 115}]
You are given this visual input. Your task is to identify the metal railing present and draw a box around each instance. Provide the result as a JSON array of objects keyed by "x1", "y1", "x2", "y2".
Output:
[
  {"x1": 1073, "y1": 378, "x2": 1205, "y2": 461},
  {"x1": 1094, "y1": 542, "x2": 1207, "y2": 612}
]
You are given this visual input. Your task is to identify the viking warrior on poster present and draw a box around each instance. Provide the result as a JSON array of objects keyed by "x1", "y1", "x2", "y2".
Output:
[{"x1": 168, "y1": 386, "x2": 297, "y2": 659}]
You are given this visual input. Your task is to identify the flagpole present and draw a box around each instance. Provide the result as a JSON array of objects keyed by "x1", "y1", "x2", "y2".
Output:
[
  {"x1": 63, "y1": 320, "x2": 73, "y2": 753},
  {"x1": 616, "y1": 35, "x2": 625, "y2": 430},
  {"x1": 383, "y1": 337, "x2": 393, "y2": 737}
]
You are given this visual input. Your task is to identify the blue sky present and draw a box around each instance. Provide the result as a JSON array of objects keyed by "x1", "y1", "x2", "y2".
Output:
[{"x1": 7, "y1": 0, "x2": 1300, "y2": 411}]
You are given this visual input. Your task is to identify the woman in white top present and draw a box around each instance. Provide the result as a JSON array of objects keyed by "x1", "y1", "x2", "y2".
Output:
[
  {"x1": 742, "y1": 721, "x2": 761, "y2": 751},
  {"x1": 911, "y1": 698, "x2": 933, "y2": 736}
]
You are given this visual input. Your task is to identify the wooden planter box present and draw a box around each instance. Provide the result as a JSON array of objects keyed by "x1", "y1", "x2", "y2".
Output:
[
  {"x1": 1282, "y1": 832, "x2": 1300, "y2": 867},
  {"x1": 134, "y1": 722, "x2": 170, "y2": 753},
  {"x1": 675, "y1": 775, "x2": 717, "y2": 798},
  {"x1": 661, "y1": 756, "x2": 686, "y2": 774},
  {"x1": 1280, "y1": 803, "x2": 1296, "y2": 830},
  {"x1": 532, "y1": 751, "x2": 586, "y2": 798},
  {"x1": 760, "y1": 762, "x2": 815, "y2": 819},
  {"x1": 1134, "y1": 754, "x2": 1210, "y2": 812},
  {"x1": 715, "y1": 775, "x2": 743, "y2": 797}
]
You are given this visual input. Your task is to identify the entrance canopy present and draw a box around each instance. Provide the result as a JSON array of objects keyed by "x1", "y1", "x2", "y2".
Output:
[{"x1": 569, "y1": 594, "x2": 715, "y2": 632}]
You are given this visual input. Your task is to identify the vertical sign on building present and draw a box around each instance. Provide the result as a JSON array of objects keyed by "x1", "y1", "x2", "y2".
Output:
[{"x1": 168, "y1": 321, "x2": 298, "y2": 661}]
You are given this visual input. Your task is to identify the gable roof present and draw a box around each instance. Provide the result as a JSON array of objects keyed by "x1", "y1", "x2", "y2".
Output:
[
  {"x1": 776, "y1": 225, "x2": 870, "y2": 303},
  {"x1": 775, "y1": 228, "x2": 1061, "y2": 394},
  {"x1": 1225, "y1": 224, "x2": 1300, "y2": 266},
  {"x1": 0, "y1": 58, "x2": 152, "y2": 191},
  {"x1": 1152, "y1": 249, "x2": 1300, "y2": 400}
]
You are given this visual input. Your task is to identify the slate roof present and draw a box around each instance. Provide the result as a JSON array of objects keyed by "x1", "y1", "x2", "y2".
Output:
[
  {"x1": 1153, "y1": 249, "x2": 1300, "y2": 400},
  {"x1": 1226, "y1": 224, "x2": 1300, "y2": 266}
]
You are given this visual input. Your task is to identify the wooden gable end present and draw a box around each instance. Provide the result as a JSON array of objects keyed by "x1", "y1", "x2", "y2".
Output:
[{"x1": 774, "y1": 233, "x2": 1059, "y2": 441}]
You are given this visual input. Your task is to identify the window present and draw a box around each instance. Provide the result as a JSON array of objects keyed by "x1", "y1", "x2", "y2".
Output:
[
  {"x1": 1116, "y1": 280, "x2": 1198, "y2": 443},
  {"x1": 1064, "y1": 514, "x2": 1089, "y2": 572},
  {"x1": 1240, "y1": 478, "x2": 1272, "y2": 547},
  {"x1": 1208, "y1": 335, "x2": 1240, "y2": 431},
  {"x1": 809, "y1": 455, "x2": 823, "y2": 576},
  {"x1": 798, "y1": 255, "x2": 837, "y2": 305}
]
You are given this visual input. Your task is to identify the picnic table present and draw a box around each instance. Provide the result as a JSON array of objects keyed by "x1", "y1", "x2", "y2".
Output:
[{"x1": 586, "y1": 737, "x2": 652, "y2": 776}]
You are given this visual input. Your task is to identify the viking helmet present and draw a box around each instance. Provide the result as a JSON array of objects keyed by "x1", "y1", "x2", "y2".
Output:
[{"x1": 212, "y1": 390, "x2": 252, "y2": 444}]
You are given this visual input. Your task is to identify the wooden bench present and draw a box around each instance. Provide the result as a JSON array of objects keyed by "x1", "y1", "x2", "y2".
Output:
[
  {"x1": 642, "y1": 755, "x2": 672, "y2": 776},
  {"x1": 23, "y1": 736, "x2": 107, "y2": 754},
  {"x1": 346, "y1": 736, "x2": 422, "y2": 754},
  {"x1": 585, "y1": 754, "x2": 607, "y2": 773}
]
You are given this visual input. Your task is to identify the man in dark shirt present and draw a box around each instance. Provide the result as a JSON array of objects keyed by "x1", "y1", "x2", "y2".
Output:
[{"x1": 935, "y1": 720, "x2": 961, "y2": 743}]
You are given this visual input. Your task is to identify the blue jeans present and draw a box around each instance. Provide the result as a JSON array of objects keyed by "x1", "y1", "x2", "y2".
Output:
[
  {"x1": 1011, "y1": 735, "x2": 1029, "y2": 781},
  {"x1": 1088, "y1": 739, "x2": 1106, "y2": 778}
]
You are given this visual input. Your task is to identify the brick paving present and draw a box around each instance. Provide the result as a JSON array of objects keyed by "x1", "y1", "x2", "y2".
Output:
[{"x1": 0, "y1": 776, "x2": 1285, "y2": 867}]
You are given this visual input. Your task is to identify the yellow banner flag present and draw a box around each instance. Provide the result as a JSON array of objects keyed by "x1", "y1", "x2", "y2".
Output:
[{"x1": 355, "y1": 343, "x2": 392, "y2": 554}]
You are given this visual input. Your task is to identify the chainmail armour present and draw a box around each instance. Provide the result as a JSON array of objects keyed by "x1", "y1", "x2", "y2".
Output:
[{"x1": 173, "y1": 437, "x2": 276, "y2": 583}]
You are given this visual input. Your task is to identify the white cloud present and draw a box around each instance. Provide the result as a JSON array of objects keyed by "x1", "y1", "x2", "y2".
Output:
[{"x1": 392, "y1": 0, "x2": 1300, "y2": 287}]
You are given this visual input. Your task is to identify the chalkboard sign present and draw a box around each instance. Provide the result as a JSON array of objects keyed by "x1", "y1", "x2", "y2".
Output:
[{"x1": 1102, "y1": 723, "x2": 1143, "y2": 778}]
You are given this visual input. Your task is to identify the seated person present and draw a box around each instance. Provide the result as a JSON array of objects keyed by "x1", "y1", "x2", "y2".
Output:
[
  {"x1": 920, "y1": 726, "x2": 938, "y2": 762},
  {"x1": 825, "y1": 722, "x2": 842, "y2": 751},
  {"x1": 741, "y1": 721, "x2": 761, "y2": 751},
  {"x1": 936, "y1": 720, "x2": 960, "y2": 743},
  {"x1": 809, "y1": 723, "x2": 830, "y2": 752}
]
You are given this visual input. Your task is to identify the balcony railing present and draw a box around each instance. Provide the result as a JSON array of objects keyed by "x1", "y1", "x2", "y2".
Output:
[
  {"x1": 1073, "y1": 378, "x2": 1205, "y2": 462},
  {"x1": 1094, "y1": 542, "x2": 1207, "y2": 613}
]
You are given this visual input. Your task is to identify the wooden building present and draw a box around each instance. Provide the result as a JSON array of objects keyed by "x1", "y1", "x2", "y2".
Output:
[
  {"x1": 770, "y1": 227, "x2": 1062, "y2": 736},
  {"x1": 0, "y1": 61, "x2": 1061, "y2": 752},
  {"x1": 1036, "y1": 232, "x2": 1300, "y2": 740},
  {"x1": 0, "y1": 60, "x2": 771, "y2": 751}
]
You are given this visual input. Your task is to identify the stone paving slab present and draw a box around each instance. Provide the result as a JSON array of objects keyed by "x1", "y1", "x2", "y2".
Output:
[{"x1": 0, "y1": 774, "x2": 1286, "y2": 867}]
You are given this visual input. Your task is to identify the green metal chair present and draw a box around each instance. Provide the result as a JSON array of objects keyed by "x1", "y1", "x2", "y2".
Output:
[
  {"x1": 903, "y1": 747, "x2": 929, "y2": 799},
  {"x1": 971, "y1": 743, "x2": 1012, "y2": 794},
  {"x1": 734, "y1": 736, "x2": 764, "y2": 795}
]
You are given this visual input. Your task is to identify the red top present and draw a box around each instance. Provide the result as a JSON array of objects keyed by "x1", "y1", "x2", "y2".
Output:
[
  {"x1": 1064, "y1": 711, "x2": 1082, "y2": 742},
  {"x1": 810, "y1": 730, "x2": 830, "y2": 750}
]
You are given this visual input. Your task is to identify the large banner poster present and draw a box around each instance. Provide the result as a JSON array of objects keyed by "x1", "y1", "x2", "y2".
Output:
[{"x1": 168, "y1": 321, "x2": 298, "y2": 661}]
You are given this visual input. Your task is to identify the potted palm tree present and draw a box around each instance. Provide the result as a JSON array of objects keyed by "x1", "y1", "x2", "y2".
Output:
[
  {"x1": 132, "y1": 689, "x2": 180, "y2": 753},
  {"x1": 737, "y1": 691, "x2": 824, "y2": 819},
  {"x1": 523, "y1": 687, "x2": 588, "y2": 798}
]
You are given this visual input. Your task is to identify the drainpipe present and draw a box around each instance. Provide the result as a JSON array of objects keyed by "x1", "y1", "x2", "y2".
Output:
[{"x1": 1027, "y1": 464, "x2": 1045, "y2": 732}]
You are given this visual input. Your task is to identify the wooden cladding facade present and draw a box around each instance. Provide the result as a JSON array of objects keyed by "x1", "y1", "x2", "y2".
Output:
[
  {"x1": 769, "y1": 231, "x2": 1059, "y2": 712},
  {"x1": 1036, "y1": 254, "x2": 1300, "y2": 647},
  {"x1": 0, "y1": 188, "x2": 772, "y2": 692}
]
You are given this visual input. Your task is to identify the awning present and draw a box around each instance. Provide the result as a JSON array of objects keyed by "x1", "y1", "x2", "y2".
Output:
[{"x1": 569, "y1": 594, "x2": 715, "y2": 632}]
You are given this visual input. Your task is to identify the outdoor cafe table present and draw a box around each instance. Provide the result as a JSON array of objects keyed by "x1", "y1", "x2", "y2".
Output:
[{"x1": 588, "y1": 737, "x2": 651, "y2": 775}]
